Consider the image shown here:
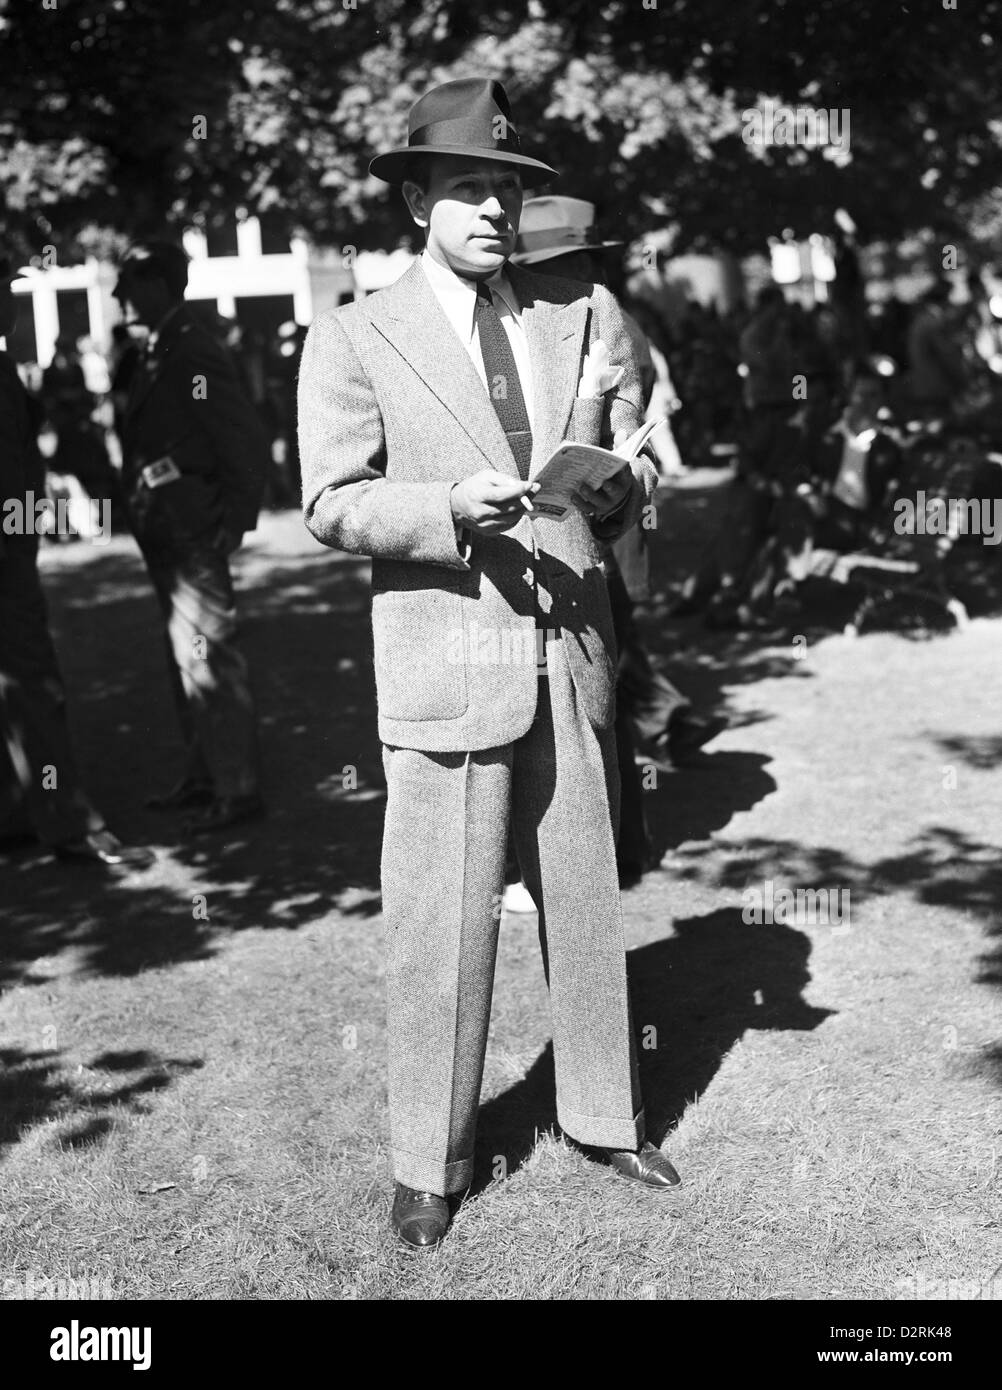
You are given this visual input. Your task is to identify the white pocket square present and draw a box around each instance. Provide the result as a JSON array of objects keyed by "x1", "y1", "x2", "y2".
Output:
[{"x1": 577, "y1": 339, "x2": 625, "y2": 400}]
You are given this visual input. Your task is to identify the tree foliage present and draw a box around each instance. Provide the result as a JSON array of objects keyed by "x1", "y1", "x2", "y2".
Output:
[{"x1": 1, "y1": 0, "x2": 1000, "y2": 262}]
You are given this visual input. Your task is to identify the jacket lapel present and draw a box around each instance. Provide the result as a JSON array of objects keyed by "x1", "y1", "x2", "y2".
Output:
[
  {"x1": 367, "y1": 260, "x2": 517, "y2": 475},
  {"x1": 366, "y1": 260, "x2": 589, "y2": 477},
  {"x1": 123, "y1": 310, "x2": 189, "y2": 422},
  {"x1": 124, "y1": 352, "x2": 161, "y2": 420},
  {"x1": 508, "y1": 266, "x2": 589, "y2": 474}
]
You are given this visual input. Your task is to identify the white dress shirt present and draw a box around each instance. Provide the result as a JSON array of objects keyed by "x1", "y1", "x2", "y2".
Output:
[{"x1": 420, "y1": 249, "x2": 535, "y2": 430}]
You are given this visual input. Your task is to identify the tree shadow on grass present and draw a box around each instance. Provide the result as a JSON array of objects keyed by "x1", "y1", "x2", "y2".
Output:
[
  {"x1": 472, "y1": 908, "x2": 832, "y2": 1194},
  {"x1": 934, "y1": 734, "x2": 1002, "y2": 771},
  {"x1": 701, "y1": 828, "x2": 1002, "y2": 1078},
  {"x1": 473, "y1": 818, "x2": 1002, "y2": 1190},
  {"x1": 2, "y1": 535, "x2": 386, "y2": 989},
  {"x1": 629, "y1": 910, "x2": 834, "y2": 1143},
  {"x1": 0, "y1": 1045, "x2": 203, "y2": 1159},
  {"x1": 699, "y1": 825, "x2": 1002, "y2": 947},
  {"x1": 645, "y1": 749, "x2": 777, "y2": 860}
]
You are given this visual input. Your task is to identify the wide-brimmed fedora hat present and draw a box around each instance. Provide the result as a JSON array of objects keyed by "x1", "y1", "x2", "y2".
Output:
[
  {"x1": 369, "y1": 77, "x2": 559, "y2": 186},
  {"x1": 510, "y1": 196, "x2": 623, "y2": 266}
]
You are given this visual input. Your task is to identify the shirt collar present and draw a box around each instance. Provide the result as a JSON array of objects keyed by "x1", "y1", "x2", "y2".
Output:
[{"x1": 420, "y1": 250, "x2": 519, "y2": 340}]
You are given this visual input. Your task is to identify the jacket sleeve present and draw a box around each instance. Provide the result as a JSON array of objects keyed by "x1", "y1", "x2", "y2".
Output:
[
  {"x1": 298, "y1": 310, "x2": 470, "y2": 568},
  {"x1": 182, "y1": 331, "x2": 268, "y2": 536},
  {"x1": 0, "y1": 358, "x2": 29, "y2": 507},
  {"x1": 588, "y1": 284, "x2": 659, "y2": 545}
]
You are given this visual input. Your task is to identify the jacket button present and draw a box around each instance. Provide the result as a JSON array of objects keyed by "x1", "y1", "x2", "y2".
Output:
[{"x1": 523, "y1": 566, "x2": 534, "y2": 587}]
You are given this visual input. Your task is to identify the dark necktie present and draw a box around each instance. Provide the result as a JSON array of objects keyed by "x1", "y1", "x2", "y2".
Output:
[{"x1": 475, "y1": 282, "x2": 532, "y2": 481}]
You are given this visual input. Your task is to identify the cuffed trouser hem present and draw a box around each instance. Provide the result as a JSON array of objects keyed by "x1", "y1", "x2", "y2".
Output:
[
  {"x1": 391, "y1": 1148, "x2": 473, "y2": 1198},
  {"x1": 558, "y1": 1104, "x2": 645, "y2": 1152}
]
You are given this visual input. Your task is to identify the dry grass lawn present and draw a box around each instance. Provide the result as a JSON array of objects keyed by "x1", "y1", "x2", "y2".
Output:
[{"x1": 2, "y1": 498, "x2": 1000, "y2": 1302}]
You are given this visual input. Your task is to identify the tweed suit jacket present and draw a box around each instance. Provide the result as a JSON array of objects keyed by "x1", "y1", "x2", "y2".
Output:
[{"x1": 298, "y1": 258, "x2": 657, "y2": 753}]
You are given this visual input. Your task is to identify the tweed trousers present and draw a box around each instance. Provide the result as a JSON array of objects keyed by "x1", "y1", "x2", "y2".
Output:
[{"x1": 380, "y1": 632, "x2": 645, "y2": 1197}]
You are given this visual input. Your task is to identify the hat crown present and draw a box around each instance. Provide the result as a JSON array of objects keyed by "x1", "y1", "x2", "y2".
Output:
[
  {"x1": 405, "y1": 77, "x2": 521, "y2": 156},
  {"x1": 511, "y1": 195, "x2": 623, "y2": 266},
  {"x1": 368, "y1": 75, "x2": 558, "y2": 185}
]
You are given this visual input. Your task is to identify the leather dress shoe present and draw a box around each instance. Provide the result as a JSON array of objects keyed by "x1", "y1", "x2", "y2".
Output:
[
  {"x1": 182, "y1": 793, "x2": 265, "y2": 836},
  {"x1": 604, "y1": 1141, "x2": 682, "y2": 1190},
  {"x1": 145, "y1": 778, "x2": 214, "y2": 811},
  {"x1": 53, "y1": 830, "x2": 155, "y2": 871},
  {"x1": 391, "y1": 1184, "x2": 450, "y2": 1248}
]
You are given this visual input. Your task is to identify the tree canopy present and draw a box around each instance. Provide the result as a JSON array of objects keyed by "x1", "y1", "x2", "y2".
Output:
[{"x1": 2, "y1": 0, "x2": 1000, "y2": 263}]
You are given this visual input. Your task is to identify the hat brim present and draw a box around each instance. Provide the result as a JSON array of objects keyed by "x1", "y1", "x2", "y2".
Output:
[
  {"x1": 369, "y1": 145, "x2": 559, "y2": 186},
  {"x1": 510, "y1": 239, "x2": 624, "y2": 267}
]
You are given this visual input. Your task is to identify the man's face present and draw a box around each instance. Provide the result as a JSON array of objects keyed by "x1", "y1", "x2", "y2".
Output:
[
  {"x1": 113, "y1": 267, "x2": 171, "y2": 328},
  {"x1": 404, "y1": 156, "x2": 523, "y2": 280}
]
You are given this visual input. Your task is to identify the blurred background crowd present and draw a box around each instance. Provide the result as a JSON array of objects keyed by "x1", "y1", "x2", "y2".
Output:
[{"x1": 13, "y1": 226, "x2": 1002, "y2": 589}]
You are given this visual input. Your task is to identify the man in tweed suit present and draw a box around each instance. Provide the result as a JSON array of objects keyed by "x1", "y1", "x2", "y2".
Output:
[{"x1": 299, "y1": 78, "x2": 680, "y2": 1248}]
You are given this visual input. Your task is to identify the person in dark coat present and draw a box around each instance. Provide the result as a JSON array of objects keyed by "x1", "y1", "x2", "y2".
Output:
[
  {"x1": 113, "y1": 242, "x2": 268, "y2": 833},
  {"x1": 0, "y1": 255, "x2": 152, "y2": 868}
]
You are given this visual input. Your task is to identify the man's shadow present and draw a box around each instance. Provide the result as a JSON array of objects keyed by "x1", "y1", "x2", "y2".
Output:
[
  {"x1": 471, "y1": 907, "x2": 833, "y2": 1192},
  {"x1": 646, "y1": 750, "x2": 777, "y2": 858}
]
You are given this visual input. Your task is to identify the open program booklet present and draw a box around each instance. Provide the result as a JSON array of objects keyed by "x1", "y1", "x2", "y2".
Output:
[{"x1": 524, "y1": 417, "x2": 667, "y2": 521}]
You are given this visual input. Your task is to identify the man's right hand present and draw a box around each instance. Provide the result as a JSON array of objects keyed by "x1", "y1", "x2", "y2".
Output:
[{"x1": 450, "y1": 471, "x2": 538, "y2": 535}]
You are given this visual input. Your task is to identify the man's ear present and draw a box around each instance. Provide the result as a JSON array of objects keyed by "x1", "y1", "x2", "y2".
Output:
[{"x1": 401, "y1": 180, "x2": 429, "y2": 228}]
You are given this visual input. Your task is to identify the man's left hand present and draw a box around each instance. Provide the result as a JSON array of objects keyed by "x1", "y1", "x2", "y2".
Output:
[
  {"x1": 576, "y1": 465, "x2": 633, "y2": 521},
  {"x1": 575, "y1": 429, "x2": 636, "y2": 521}
]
